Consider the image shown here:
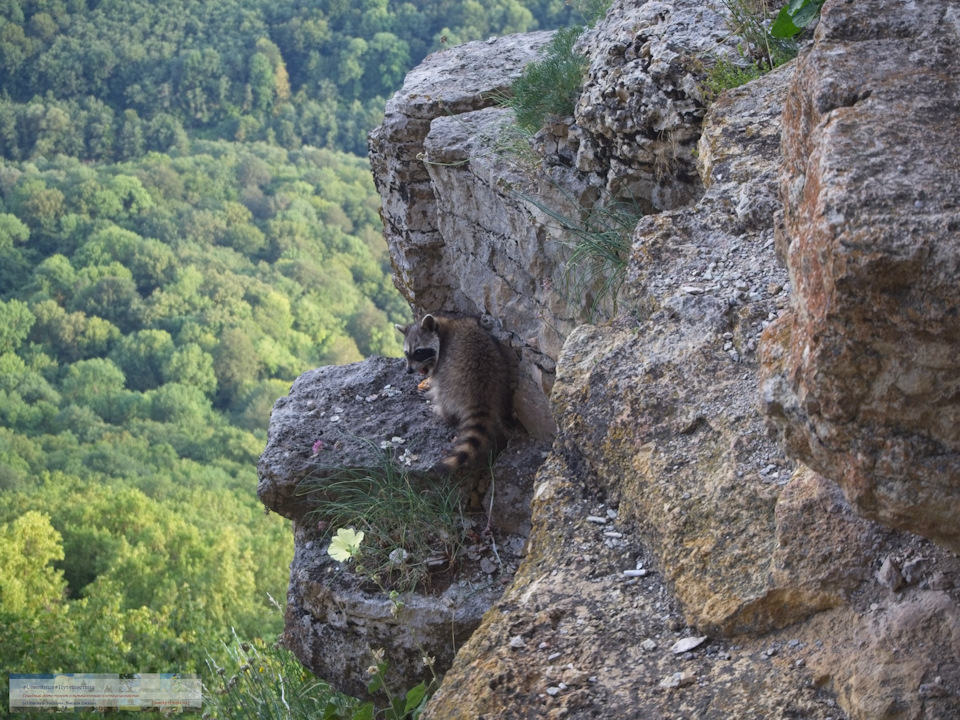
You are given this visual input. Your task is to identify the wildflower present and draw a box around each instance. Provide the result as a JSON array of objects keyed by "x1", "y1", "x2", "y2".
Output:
[
  {"x1": 311, "y1": 439, "x2": 324, "y2": 456},
  {"x1": 327, "y1": 528, "x2": 364, "y2": 562}
]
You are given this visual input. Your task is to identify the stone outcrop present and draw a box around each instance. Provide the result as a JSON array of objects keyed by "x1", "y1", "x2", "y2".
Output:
[
  {"x1": 760, "y1": 0, "x2": 960, "y2": 555},
  {"x1": 417, "y1": 36, "x2": 960, "y2": 716},
  {"x1": 368, "y1": 0, "x2": 734, "y2": 441},
  {"x1": 258, "y1": 356, "x2": 547, "y2": 698},
  {"x1": 263, "y1": 0, "x2": 960, "y2": 717},
  {"x1": 574, "y1": 0, "x2": 731, "y2": 210}
]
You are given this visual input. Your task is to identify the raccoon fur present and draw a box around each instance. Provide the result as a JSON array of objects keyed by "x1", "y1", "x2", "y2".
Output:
[{"x1": 395, "y1": 313, "x2": 513, "y2": 474}]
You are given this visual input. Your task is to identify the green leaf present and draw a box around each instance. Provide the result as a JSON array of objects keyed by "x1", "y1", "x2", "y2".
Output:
[
  {"x1": 349, "y1": 702, "x2": 376, "y2": 720},
  {"x1": 793, "y1": 1, "x2": 824, "y2": 28},
  {"x1": 404, "y1": 682, "x2": 428, "y2": 713},
  {"x1": 771, "y1": 0, "x2": 825, "y2": 38},
  {"x1": 771, "y1": 6, "x2": 803, "y2": 38}
]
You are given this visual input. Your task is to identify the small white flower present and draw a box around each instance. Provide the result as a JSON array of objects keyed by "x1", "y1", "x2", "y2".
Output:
[{"x1": 327, "y1": 528, "x2": 364, "y2": 562}]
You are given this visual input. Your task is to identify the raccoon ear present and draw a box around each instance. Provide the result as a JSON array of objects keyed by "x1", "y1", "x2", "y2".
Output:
[
  {"x1": 394, "y1": 323, "x2": 409, "y2": 334},
  {"x1": 420, "y1": 314, "x2": 438, "y2": 331}
]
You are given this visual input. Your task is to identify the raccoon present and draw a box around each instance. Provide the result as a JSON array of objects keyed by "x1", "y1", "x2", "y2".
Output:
[{"x1": 395, "y1": 313, "x2": 513, "y2": 474}]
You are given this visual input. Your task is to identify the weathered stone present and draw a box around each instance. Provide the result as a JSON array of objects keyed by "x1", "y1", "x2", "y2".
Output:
[
  {"x1": 411, "y1": 3, "x2": 960, "y2": 715},
  {"x1": 283, "y1": 518, "x2": 502, "y2": 702},
  {"x1": 549, "y1": 64, "x2": 800, "y2": 637},
  {"x1": 270, "y1": 0, "x2": 960, "y2": 717},
  {"x1": 420, "y1": 453, "x2": 847, "y2": 719},
  {"x1": 369, "y1": 31, "x2": 578, "y2": 443},
  {"x1": 759, "y1": 0, "x2": 960, "y2": 553},
  {"x1": 258, "y1": 356, "x2": 547, "y2": 697},
  {"x1": 573, "y1": 0, "x2": 733, "y2": 210}
]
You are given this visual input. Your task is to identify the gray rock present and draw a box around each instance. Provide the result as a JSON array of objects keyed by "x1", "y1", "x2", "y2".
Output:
[
  {"x1": 258, "y1": 355, "x2": 548, "y2": 698},
  {"x1": 760, "y1": 0, "x2": 960, "y2": 555}
]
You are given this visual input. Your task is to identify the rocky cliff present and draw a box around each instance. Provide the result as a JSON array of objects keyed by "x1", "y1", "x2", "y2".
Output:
[{"x1": 260, "y1": 0, "x2": 960, "y2": 717}]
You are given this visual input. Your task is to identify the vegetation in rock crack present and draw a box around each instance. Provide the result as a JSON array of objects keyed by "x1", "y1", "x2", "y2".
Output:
[
  {"x1": 702, "y1": 0, "x2": 802, "y2": 96},
  {"x1": 522, "y1": 190, "x2": 643, "y2": 322},
  {"x1": 203, "y1": 630, "x2": 433, "y2": 720},
  {"x1": 203, "y1": 632, "x2": 361, "y2": 720},
  {"x1": 507, "y1": 25, "x2": 590, "y2": 135},
  {"x1": 503, "y1": 0, "x2": 611, "y2": 134},
  {"x1": 300, "y1": 442, "x2": 470, "y2": 594}
]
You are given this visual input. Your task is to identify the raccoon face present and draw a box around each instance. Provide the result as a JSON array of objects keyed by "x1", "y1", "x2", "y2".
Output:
[{"x1": 395, "y1": 316, "x2": 441, "y2": 376}]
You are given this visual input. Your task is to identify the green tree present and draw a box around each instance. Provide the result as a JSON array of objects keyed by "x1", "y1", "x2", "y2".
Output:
[
  {"x1": 213, "y1": 326, "x2": 261, "y2": 408},
  {"x1": 0, "y1": 511, "x2": 66, "y2": 615},
  {"x1": 162, "y1": 343, "x2": 217, "y2": 397},
  {"x1": 0, "y1": 299, "x2": 34, "y2": 354},
  {"x1": 248, "y1": 52, "x2": 276, "y2": 115},
  {"x1": 109, "y1": 328, "x2": 175, "y2": 392},
  {"x1": 116, "y1": 108, "x2": 145, "y2": 160}
]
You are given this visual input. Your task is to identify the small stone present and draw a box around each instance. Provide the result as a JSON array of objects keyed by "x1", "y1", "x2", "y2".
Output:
[
  {"x1": 641, "y1": 639, "x2": 658, "y2": 652},
  {"x1": 586, "y1": 515, "x2": 608, "y2": 524},
  {"x1": 508, "y1": 636, "x2": 527, "y2": 649},
  {"x1": 902, "y1": 558, "x2": 928, "y2": 584},
  {"x1": 623, "y1": 569, "x2": 648, "y2": 578},
  {"x1": 877, "y1": 556, "x2": 904, "y2": 591},
  {"x1": 671, "y1": 636, "x2": 707, "y2": 654},
  {"x1": 659, "y1": 671, "x2": 695, "y2": 689},
  {"x1": 546, "y1": 686, "x2": 560, "y2": 696}
]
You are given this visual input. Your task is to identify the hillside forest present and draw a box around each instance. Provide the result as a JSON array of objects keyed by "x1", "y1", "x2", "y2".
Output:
[{"x1": 0, "y1": 0, "x2": 583, "y2": 709}]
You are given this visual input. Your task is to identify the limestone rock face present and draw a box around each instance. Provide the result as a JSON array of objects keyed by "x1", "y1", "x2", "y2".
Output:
[
  {"x1": 410, "y1": 3, "x2": 960, "y2": 717},
  {"x1": 368, "y1": 32, "x2": 572, "y2": 442},
  {"x1": 574, "y1": 0, "x2": 731, "y2": 210},
  {"x1": 368, "y1": 2, "x2": 737, "y2": 441},
  {"x1": 759, "y1": 0, "x2": 960, "y2": 553}
]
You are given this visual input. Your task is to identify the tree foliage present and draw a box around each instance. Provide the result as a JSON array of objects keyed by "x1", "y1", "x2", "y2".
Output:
[
  {"x1": 0, "y1": 139, "x2": 409, "y2": 693},
  {"x1": 0, "y1": 0, "x2": 581, "y2": 159}
]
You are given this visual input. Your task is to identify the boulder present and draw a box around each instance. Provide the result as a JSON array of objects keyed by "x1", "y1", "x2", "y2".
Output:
[{"x1": 760, "y1": 0, "x2": 960, "y2": 553}]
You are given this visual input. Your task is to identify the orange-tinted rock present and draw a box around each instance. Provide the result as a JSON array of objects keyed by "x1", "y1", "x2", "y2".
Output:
[{"x1": 760, "y1": 0, "x2": 960, "y2": 553}]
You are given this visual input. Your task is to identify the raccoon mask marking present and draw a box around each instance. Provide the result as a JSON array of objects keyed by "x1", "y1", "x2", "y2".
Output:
[{"x1": 395, "y1": 313, "x2": 513, "y2": 475}]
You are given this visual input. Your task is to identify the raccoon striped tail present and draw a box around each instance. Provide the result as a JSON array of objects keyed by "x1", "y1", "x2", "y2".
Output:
[{"x1": 435, "y1": 412, "x2": 504, "y2": 475}]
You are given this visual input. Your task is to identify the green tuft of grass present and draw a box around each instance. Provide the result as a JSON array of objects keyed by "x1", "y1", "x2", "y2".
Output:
[
  {"x1": 702, "y1": 52, "x2": 767, "y2": 97},
  {"x1": 524, "y1": 190, "x2": 643, "y2": 322},
  {"x1": 702, "y1": 0, "x2": 799, "y2": 96},
  {"x1": 204, "y1": 633, "x2": 361, "y2": 720},
  {"x1": 299, "y1": 443, "x2": 469, "y2": 594}
]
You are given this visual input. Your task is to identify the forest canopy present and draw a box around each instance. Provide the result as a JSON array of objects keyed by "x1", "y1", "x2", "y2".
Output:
[{"x1": 0, "y1": 0, "x2": 581, "y2": 157}]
